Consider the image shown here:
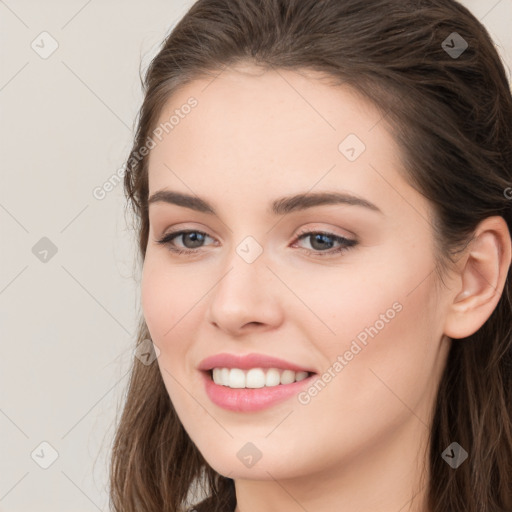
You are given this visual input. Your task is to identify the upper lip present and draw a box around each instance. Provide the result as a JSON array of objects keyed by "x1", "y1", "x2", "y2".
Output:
[{"x1": 198, "y1": 353, "x2": 316, "y2": 373}]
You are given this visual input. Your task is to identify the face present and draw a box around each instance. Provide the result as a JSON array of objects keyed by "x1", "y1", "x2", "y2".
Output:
[{"x1": 141, "y1": 64, "x2": 452, "y2": 482}]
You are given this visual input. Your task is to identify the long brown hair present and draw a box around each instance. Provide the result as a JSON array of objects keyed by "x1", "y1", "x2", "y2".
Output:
[{"x1": 109, "y1": 1, "x2": 512, "y2": 510}]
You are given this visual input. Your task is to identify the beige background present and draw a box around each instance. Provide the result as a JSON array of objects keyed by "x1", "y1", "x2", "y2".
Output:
[{"x1": 0, "y1": 1, "x2": 510, "y2": 510}]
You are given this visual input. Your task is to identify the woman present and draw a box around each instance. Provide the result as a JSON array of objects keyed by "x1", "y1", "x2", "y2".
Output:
[{"x1": 109, "y1": 0, "x2": 512, "y2": 511}]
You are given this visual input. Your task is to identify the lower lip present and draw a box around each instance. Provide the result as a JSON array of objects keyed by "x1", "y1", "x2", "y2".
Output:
[{"x1": 201, "y1": 371, "x2": 315, "y2": 412}]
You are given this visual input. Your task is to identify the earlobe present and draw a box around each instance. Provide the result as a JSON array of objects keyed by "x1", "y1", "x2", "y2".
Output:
[{"x1": 443, "y1": 216, "x2": 511, "y2": 340}]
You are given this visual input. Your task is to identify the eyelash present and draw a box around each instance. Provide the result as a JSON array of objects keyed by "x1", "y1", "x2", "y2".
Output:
[{"x1": 155, "y1": 228, "x2": 358, "y2": 258}]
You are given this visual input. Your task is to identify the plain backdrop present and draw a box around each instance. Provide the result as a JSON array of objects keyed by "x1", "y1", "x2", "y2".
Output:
[{"x1": 0, "y1": 1, "x2": 511, "y2": 511}]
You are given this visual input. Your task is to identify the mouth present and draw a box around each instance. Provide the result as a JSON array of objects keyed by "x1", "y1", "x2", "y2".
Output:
[
  {"x1": 198, "y1": 352, "x2": 318, "y2": 412},
  {"x1": 207, "y1": 367, "x2": 315, "y2": 389},
  {"x1": 198, "y1": 354, "x2": 318, "y2": 412}
]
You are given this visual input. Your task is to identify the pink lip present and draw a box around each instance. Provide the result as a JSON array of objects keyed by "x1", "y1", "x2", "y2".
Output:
[
  {"x1": 198, "y1": 352, "x2": 315, "y2": 373},
  {"x1": 198, "y1": 353, "x2": 317, "y2": 412},
  {"x1": 201, "y1": 371, "x2": 315, "y2": 412}
]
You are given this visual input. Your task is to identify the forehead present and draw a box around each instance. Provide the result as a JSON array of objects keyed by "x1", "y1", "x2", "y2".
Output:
[
  {"x1": 150, "y1": 65, "x2": 385, "y2": 163},
  {"x1": 146, "y1": 65, "x2": 428, "y2": 222}
]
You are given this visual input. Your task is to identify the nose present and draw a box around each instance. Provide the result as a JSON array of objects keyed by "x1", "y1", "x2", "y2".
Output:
[{"x1": 205, "y1": 251, "x2": 284, "y2": 336}]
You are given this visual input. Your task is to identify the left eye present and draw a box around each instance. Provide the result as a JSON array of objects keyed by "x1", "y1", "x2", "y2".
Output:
[
  {"x1": 156, "y1": 229, "x2": 358, "y2": 257},
  {"x1": 294, "y1": 231, "x2": 357, "y2": 256}
]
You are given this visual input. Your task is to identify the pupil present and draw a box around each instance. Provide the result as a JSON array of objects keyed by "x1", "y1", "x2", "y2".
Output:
[
  {"x1": 311, "y1": 234, "x2": 333, "y2": 250},
  {"x1": 185, "y1": 232, "x2": 204, "y2": 248}
]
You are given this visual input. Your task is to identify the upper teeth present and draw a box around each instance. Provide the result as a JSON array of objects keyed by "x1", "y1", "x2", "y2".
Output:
[{"x1": 212, "y1": 367, "x2": 309, "y2": 388}]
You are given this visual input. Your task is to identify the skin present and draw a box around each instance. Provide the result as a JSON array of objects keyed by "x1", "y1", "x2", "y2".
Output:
[{"x1": 141, "y1": 64, "x2": 511, "y2": 512}]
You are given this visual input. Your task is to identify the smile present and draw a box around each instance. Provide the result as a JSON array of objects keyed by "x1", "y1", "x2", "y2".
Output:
[
  {"x1": 211, "y1": 367, "x2": 311, "y2": 388},
  {"x1": 198, "y1": 353, "x2": 317, "y2": 412}
]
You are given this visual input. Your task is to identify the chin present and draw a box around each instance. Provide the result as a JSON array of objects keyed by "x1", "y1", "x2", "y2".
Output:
[{"x1": 194, "y1": 441, "x2": 309, "y2": 481}]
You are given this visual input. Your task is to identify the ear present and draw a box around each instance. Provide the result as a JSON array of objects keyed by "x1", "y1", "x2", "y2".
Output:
[{"x1": 443, "y1": 216, "x2": 511, "y2": 340}]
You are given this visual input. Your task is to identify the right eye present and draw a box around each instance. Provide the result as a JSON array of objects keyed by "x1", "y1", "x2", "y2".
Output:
[{"x1": 156, "y1": 229, "x2": 216, "y2": 254}]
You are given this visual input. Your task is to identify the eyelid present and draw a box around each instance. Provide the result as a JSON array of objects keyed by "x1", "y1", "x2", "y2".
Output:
[
  {"x1": 156, "y1": 224, "x2": 358, "y2": 258},
  {"x1": 154, "y1": 223, "x2": 217, "y2": 244},
  {"x1": 157, "y1": 228, "x2": 216, "y2": 249},
  {"x1": 294, "y1": 224, "x2": 356, "y2": 241},
  {"x1": 157, "y1": 222, "x2": 354, "y2": 243}
]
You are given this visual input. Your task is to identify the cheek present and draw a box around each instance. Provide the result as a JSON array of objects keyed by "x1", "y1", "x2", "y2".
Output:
[
  {"x1": 141, "y1": 253, "x2": 197, "y2": 339},
  {"x1": 313, "y1": 273, "x2": 440, "y2": 426},
  {"x1": 297, "y1": 246, "x2": 440, "y2": 415},
  {"x1": 141, "y1": 257, "x2": 195, "y2": 407},
  {"x1": 141, "y1": 262, "x2": 168, "y2": 341},
  {"x1": 141, "y1": 253, "x2": 207, "y2": 384}
]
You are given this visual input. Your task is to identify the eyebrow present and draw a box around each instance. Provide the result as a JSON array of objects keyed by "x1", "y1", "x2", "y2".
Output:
[{"x1": 147, "y1": 189, "x2": 383, "y2": 216}]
